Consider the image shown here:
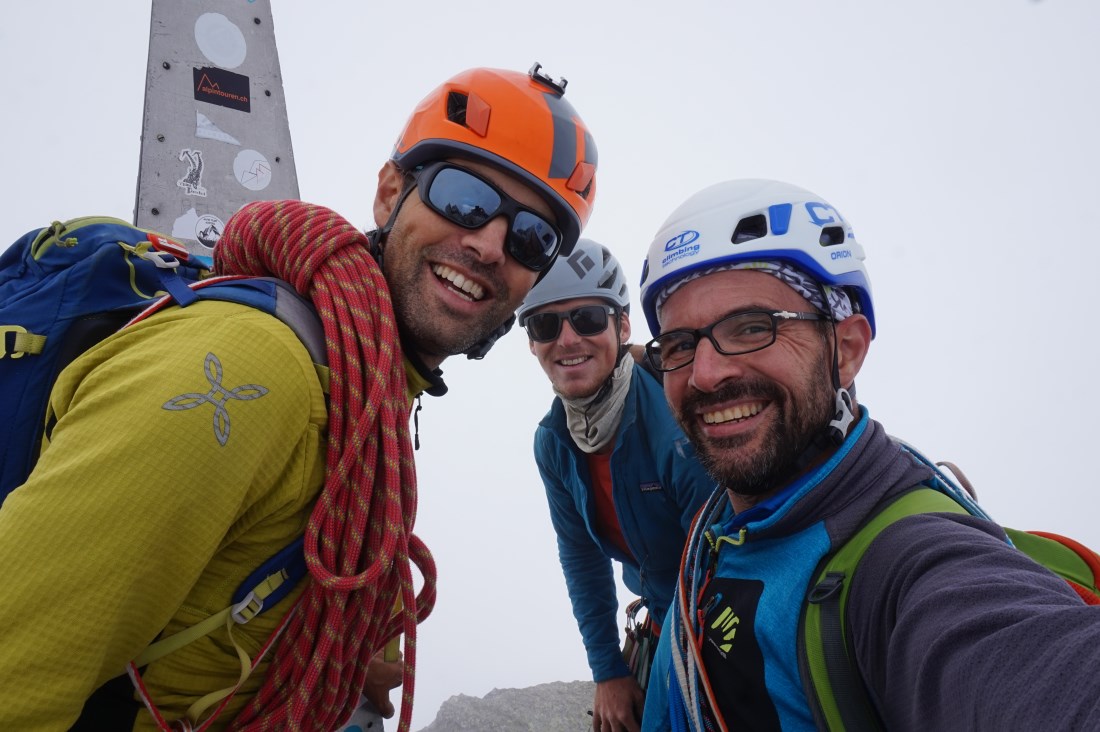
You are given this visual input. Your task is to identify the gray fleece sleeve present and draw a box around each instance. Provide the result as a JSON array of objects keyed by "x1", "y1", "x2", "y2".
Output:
[{"x1": 848, "y1": 512, "x2": 1100, "y2": 732}]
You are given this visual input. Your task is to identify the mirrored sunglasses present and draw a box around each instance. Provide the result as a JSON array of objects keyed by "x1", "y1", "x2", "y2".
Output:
[{"x1": 414, "y1": 162, "x2": 563, "y2": 272}]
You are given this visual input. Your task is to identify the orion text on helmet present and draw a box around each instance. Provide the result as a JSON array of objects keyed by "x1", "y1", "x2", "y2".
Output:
[
  {"x1": 830, "y1": 249, "x2": 853, "y2": 260},
  {"x1": 662, "y1": 230, "x2": 701, "y2": 267}
]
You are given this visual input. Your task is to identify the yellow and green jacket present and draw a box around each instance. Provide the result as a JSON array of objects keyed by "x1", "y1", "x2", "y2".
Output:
[{"x1": 0, "y1": 298, "x2": 435, "y2": 730}]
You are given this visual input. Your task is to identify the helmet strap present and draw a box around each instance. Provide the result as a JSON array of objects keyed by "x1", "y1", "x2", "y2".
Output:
[
  {"x1": 587, "y1": 309, "x2": 628, "y2": 399},
  {"x1": 369, "y1": 171, "x2": 420, "y2": 261},
  {"x1": 823, "y1": 317, "x2": 855, "y2": 445}
]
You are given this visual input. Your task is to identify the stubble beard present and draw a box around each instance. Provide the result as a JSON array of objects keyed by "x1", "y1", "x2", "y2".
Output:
[
  {"x1": 678, "y1": 354, "x2": 835, "y2": 500},
  {"x1": 383, "y1": 228, "x2": 515, "y2": 360}
]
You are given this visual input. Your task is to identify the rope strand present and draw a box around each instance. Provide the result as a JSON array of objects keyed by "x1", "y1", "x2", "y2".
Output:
[{"x1": 214, "y1": 200, "x2": 436, "y2": 732}]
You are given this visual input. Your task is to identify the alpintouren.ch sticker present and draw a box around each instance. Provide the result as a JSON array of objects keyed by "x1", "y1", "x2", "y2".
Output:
[{"x1": 194, "y1": 67, "x2": 250, "y2": 113}]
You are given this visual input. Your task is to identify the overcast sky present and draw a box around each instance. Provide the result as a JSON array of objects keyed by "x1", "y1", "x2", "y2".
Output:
[{"x1": 3, "y1": 1, "x2": 1099, "y2": 728}]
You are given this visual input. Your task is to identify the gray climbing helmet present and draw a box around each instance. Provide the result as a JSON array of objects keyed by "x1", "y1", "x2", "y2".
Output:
[{"x1": 516, "y1": 238, "x2": 631, "y2": 326}]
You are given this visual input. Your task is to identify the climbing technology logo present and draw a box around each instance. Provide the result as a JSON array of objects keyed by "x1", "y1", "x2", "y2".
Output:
[
  {"x1": 661, "y1": 230, "x2": 701, "y2": 268},
  {"x1": 162, "y1": 352, "x2": 269, "y2": 446}
]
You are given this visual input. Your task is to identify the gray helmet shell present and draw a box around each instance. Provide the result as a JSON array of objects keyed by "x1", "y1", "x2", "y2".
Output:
[{"x1": 516, "y1": 238, "x2": 630, "y2": 326}]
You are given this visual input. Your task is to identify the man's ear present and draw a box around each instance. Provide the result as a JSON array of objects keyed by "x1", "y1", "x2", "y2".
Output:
[
  {"x1": 619, "y1": 310, "x2": 632, "y2": 344},
  {"x1": 373, "y1": 161, "x2": 405, "y2": 229},
  {"x1": 835, "y1": 314, "x2": 872, "y2": 388}
]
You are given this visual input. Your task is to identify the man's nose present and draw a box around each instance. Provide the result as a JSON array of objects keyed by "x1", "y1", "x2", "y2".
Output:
[
  {"x1": 689, "y1": 336, "x2": 745, "y2": 392},
  {"x1": 460, "y1": 216, "x2": 509, "y2": 266}
]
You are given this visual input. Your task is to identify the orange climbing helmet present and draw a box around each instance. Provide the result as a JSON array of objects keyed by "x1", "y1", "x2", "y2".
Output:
[{"x1": 391, "y1": 63, "x2": 598, "y2": 256}]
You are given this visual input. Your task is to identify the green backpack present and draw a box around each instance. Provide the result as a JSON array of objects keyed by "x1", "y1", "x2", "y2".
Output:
[{"x1": 800, "y1": 485, "x2": 1100, "y2": 731}]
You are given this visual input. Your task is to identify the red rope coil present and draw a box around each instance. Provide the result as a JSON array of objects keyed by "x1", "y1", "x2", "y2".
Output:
[{"x1": 214, "y1": 200, "x2": 437, "y2": 731}]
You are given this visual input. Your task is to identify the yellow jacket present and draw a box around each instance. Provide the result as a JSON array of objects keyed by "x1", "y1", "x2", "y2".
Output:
[{"x1": 0, "y1": 299, "x2": 331, "y2": 730}]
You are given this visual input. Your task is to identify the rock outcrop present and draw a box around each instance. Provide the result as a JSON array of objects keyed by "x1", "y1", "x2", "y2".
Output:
[{"x1": 418, "y1": 680, "x2": 596, "y2": 732}]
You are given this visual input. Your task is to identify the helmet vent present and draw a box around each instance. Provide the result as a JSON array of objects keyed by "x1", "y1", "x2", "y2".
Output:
[
  {"x1": 446, "y1": 92, "x2": 469, "y2": 125},
  {"x1": 819, "y1": 226, "x2": 845, "y2": 246},
  {"x1": 597, "y1": 267, "x2": 619, "y2": 291},
  {"x1": 731, "y1": 214, "x2": 768, "y2": 244}
]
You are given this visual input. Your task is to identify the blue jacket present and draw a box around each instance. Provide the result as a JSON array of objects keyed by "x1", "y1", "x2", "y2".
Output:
[
  {"x1": 643, "y1": 412, "x2": 1100, "y2": 731},
  {"x1": 533, "y1": 362, "x2": 715, "y2": 682}
]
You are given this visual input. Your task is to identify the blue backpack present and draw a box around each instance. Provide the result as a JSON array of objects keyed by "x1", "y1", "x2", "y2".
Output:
[
  {"x1": 0, "y1": 217, "x2": 213, "y2": 497},
  {"x1": 0, "y1": 216, "x2": 313, "y2": 692}
]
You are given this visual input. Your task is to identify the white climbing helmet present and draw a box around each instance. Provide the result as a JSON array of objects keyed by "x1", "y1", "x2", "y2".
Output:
[{"x1": 638, "y1": 179, "x2": 874, "y2": 337}]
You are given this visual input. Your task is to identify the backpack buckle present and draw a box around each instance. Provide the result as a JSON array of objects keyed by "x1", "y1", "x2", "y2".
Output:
[
  {"x1": 140, "y1": 249, "x2": 181, "y2": 270},
  {"x1": 808, "y1": 572, "x2": 846, "y2": 604},
  {"x1": 230, "y1": 590, "x2": 264, "y2": 624},
  {"x1": 1, "y1": 325, "x2": 39, "y2": 359}
]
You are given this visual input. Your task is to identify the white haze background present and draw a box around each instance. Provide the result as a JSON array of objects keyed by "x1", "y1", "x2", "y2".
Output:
[{"x1": 3, "y1": 1, "x2": 1099, "y2": 728}]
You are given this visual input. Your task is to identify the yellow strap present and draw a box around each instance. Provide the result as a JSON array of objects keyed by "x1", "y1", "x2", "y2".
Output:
[
  {"x1": 1, "y1": 326, "x2": 46, "y2": 358},
  {"x1": 384, "y1": 596, "x2": 403, "y2": 662},
  {"x1": 185, "y1": 612, "x2": 255, "y2": 725},
  {"x1": 133, "y1": 568, "x2": 289, "y2": 668}
]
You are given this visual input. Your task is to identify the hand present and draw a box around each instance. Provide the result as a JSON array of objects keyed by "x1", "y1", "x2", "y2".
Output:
[
  {"x1": 591, "y1": 675, "x2": 644, "y2": 732},
  {"x1": 362, "y1": 649, "x2": 403, "y2": 719}
]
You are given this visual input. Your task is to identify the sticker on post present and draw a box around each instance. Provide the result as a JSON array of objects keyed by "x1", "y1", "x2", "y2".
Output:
[
  {"x1": 171, "y1": 208, "x2": 223, "y2": 252},
  {"x1": 194, "y1": 13, "x2": 247, "y2": 69},
  {"x1": 194, "y1": 67, "x2": 250, "y2": 113},
  {"x1": 195, "y1": 112, "x2": 240, "y2": 146},
  {"x1": 177, "y1": 149, "x2": 207, "y2": 197},
  {"x1": 196, "y1": 214, "x2": 224, "y2": 249},
  {"x1": 234, "y1": 149, "x2": 272, "y2": 191}
]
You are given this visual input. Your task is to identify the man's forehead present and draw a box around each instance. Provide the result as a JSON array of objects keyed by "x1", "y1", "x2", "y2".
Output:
[
  {"x1": 532, "y1": 295, "x2": 608, "y2": 315},
  {"x1": 662, "y1": 270, "x2": 812, "y2": 322}
]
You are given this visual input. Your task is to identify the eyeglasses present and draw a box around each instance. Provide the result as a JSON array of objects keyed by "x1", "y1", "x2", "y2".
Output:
[
  {"x1": 525, "y1": 305, "x2": 618, "y2": 343},
  {"x1": 645, "y1": 310, "x2": 829, "y2": 372},
  {"x1": 413, "y1": 162, "x2": 563, "y2": 272}
]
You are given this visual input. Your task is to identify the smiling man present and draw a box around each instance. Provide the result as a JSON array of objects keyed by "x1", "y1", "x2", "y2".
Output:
[
  {"x1": 0, "y1": 65, "x2": 597, "y2": 731},
  {"x1": 637, "y1": 179, "x2": 1100, "y2": 731},
  {"x1": 518, "y1": 239, "x2": 713, "y2": 732}
]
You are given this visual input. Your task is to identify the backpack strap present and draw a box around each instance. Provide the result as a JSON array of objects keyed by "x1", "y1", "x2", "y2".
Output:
[
  {"x1": 120, "y1": 277, "x2": 323, "y2": 726},
  {"x1": 0, "y1": 325, "x2": 47, "y2": 358},
  {"x1": 132, "y1": 538, "x2": 307, "y2": 669},
  {"x1": 801, "y1": 488, "x2": 966, "y2": 731},
  {"x1": 125, "y1": 279, "x2": 322, "y2": 663},
  {"x1": 1006, "y1": 529, "x2": 1100, "y2": 604}
]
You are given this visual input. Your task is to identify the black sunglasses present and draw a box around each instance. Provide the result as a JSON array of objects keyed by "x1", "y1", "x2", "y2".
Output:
[
  {"x1": 413, "y1": 162, "x2": 563, "y2": 272},
  {"x1": 525, "y1": 305, "x2": 617, "y2": 343}
]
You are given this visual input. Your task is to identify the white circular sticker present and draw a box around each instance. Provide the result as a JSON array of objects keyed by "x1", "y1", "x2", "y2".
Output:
[
  {"x1": 233, "y1": 149, "x2": 272, "y2": 191},
  {"x1": 195, "y1": 213, "x2": 224, "y2": 249},
  {"x1": 194, "y1": 13, "x2": 247, "y2": 69}
]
